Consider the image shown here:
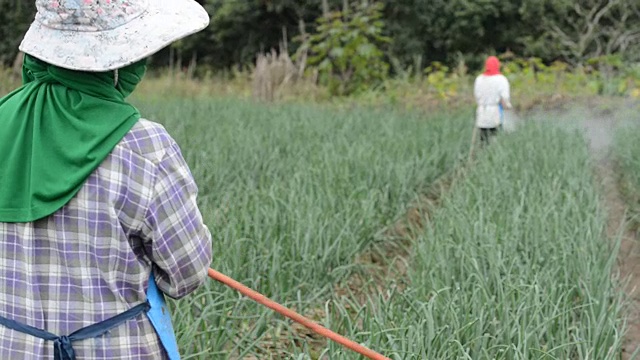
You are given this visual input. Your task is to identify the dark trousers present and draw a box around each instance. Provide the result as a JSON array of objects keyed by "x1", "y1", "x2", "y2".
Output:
[{"x1": 479, "y1": 127, "x2": 500, "y2": 146}]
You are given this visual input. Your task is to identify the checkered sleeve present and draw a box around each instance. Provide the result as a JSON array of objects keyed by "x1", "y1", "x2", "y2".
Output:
[{"x1": 141, "y1": 140, "x2": 212, "y2": 299}]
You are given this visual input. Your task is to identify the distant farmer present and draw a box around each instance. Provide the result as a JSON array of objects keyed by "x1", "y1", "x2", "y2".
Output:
[
  {"x1": 474, "y1": 56, "x2": 513, "y2": 145},
  {"x1": 0, "y1": 1, "x2": 212, "y2": 359}
]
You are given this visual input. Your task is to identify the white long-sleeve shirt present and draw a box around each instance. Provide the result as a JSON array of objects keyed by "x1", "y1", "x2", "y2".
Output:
[{"x1": 474, "y1": 74, "x2": 512, "y2": 128}]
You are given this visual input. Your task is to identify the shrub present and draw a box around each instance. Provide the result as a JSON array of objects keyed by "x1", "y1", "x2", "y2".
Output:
[{"x1": 304, "y1": 1, "x2": 391, "y2": 96}]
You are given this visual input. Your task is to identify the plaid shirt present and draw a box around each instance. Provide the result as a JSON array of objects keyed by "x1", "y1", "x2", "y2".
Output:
[{"x1": 0, "y1": 119, "x2": 212, "y2": 359}]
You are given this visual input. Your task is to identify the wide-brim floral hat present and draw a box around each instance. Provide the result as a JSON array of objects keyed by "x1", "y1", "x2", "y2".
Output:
[{"x1": 20, "y1": 0, "x2": 209, "y2": 72}]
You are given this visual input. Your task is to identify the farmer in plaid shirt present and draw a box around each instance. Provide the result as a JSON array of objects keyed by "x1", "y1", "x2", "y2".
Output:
[{"x1": 0, "y1": 0, "x2": 212, "y2": 359}]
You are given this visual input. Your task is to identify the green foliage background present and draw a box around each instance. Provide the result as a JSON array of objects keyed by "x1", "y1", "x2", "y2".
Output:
[
  {"x1": 2, "y1": 0, "x2": 639, "y2": 71},
  {"x1": 306, "y1": 2, "x2": 390, "y2": 95}
]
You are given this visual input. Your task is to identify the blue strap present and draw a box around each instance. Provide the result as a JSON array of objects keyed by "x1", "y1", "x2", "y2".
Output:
[
  {"x1": 0, "y1": 301, "x2": 150, "y2": 360},
  {"x1": 146, "y1": 273, "x2": 181, "y2": 360}
]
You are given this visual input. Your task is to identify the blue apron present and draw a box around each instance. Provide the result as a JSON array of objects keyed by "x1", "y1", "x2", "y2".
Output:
[{"x1": 0, "y1": 272, "x2": 180, "y2": 360}]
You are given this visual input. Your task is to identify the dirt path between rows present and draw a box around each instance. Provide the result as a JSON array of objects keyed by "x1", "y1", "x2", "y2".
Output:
[{"x1": 554, "y1": 100, "x2": 640, "y2": 358}]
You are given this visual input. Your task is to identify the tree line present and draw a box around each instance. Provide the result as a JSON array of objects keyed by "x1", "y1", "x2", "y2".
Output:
[{"x1": 1, "y1": 0, "x2": 639, "y2": 71}]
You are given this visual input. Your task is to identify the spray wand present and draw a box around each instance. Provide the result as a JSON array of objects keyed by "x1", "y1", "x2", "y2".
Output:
[{"x1": 208, "y1": 268, "x2": 390, "y2": 360}]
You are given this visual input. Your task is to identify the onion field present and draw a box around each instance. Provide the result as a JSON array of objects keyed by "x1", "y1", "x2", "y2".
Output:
[{"x1": 133, "y1": 96, "x2": 626, "y2": 359}]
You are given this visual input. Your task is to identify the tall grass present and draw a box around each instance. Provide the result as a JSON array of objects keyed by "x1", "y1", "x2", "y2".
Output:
[
  {"x1": 130, "y1": 96, "x2": 472, "y2": 357},
  {"x1": 322, "y1": 121, "x2": 624, "y2": 359}
]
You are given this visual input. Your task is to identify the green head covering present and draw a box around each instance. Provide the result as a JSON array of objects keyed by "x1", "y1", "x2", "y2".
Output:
[{"x1": 0, "y1": 54, "x2": 147, "y2": 222}]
